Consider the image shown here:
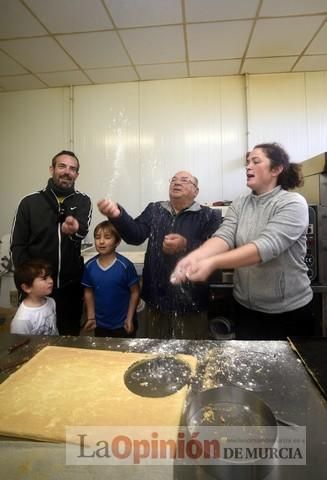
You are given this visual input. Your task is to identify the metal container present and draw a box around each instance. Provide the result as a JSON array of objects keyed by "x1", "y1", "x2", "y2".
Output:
[{"x1": 183, "y1": 386, "x2": 277, "y2": 480}]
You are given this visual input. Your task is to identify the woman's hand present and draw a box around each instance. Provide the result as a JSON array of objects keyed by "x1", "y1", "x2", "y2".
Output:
[
  {"x1": 171, "y1": 255, "x2": 216, "y2": 284},
  {"x1": 184, "y1": 257, "x2": 216, "y2": 282},
  {"x1": 170, "y1": 253, "x2": 197, "y2": 284}
]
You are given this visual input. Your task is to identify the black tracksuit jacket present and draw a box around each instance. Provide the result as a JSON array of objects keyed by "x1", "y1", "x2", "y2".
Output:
[{"x1": 11, "y1": 184, "x2": 92, "y2": 288}]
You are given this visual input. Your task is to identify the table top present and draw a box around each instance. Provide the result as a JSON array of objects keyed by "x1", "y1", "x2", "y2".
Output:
[
  {"x1": 288, "y1": 337, "x2": 327, "y2": 400},
  {"x1": 0, "y1": 334, "x2": 326, "y2": 480}
]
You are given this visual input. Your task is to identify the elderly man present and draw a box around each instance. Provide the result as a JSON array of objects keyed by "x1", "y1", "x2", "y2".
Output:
[
  {"x1": 11, "y1": 150, "x2": 92, "y2": 335},
  {"x1": 98, "y1": 170, "x2": 221, "y2": 339}
]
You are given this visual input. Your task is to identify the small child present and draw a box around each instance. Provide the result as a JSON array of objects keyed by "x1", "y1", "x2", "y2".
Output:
[
  {"x1": 82, "y1": 220, "x2": 140, "y2": 337},
  {"x1": 11, "y1": 259, "x2": 58, "y2": 335}
]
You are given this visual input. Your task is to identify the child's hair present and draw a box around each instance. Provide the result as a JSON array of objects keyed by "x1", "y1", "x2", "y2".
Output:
[
  {"x1": 14, "y1": 259, "x2": 52, "y2": 290},
  {"x1": 94, "y1": 220, "x2": 121, "y2": 243}
]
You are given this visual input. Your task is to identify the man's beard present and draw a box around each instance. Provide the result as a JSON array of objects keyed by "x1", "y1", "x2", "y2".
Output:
[
  {"x1": 48, "y1": 177, "x2": 75, "y2": 196},
  {"x1": 56, "y1": 175, "x2": 73, "y2": 187}
]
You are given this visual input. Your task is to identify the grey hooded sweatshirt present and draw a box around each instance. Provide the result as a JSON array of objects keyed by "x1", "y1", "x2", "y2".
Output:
[{"x1": 214, "y1": 186, "x2": 312, "y2": 313}]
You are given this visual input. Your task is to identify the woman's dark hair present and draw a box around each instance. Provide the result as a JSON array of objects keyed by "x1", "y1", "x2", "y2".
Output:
[
  {"x1": 14, "y1": 259, "x2": 52, "y2": 290},
  {"x1": 254, "y1": 142, "x2": 303, "y2": 190},
  {"x1": 94, "y1": 220, "x2": 121, "y2": 243}
]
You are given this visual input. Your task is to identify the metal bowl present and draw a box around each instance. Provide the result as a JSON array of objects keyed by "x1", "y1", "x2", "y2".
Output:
[{"x1": 183, "y1": 386, "x2": 277, "y2": 480}]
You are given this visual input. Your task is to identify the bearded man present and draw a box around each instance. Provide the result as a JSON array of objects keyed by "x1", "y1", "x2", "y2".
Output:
[{"x1": 11, "y1": 150, "x2": 92, "y2": 335}]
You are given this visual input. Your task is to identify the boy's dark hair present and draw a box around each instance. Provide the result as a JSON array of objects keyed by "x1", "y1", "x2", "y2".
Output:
[
  {"x1": 14, "y1": 259, "x2": 52, "y2": 290},
  {"x1": 51, "y1": 150, "x2": 80, "y2": 172},
  {"x1": 94, "y1": 220, "x2": 121, "y2": 243}
]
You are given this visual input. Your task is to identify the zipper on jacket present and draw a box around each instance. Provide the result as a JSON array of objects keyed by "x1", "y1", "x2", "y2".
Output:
[
  {"x1": 171, "y1": 216, "x2": 176, "y2": 233},
  {"x1": 57, "y1": 223, "x2": 61, "y2": 288},
  {"x1": 50, "y1": 189, "x2": 74, "y2": 288}
]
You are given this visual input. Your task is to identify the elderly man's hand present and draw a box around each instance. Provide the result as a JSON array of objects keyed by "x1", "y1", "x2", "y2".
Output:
[
  {"x1": 61, "y1": 215, "x2": 79, "y2": 235},
  {"x1": 162, "y1": 233, "x2": 187, "y2": 255},
  {"x1": 97, "y1": 198, "x2": 120, "y2": 218}
]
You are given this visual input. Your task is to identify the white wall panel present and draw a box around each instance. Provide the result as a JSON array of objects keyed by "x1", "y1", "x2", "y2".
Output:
[
  {"x1": 0, "y1": 88, "x2": 70, "y2": 238},
  {"x1": 305, "y1": 71, "x2": 327, "y2": 157},
  {"x1": 220, "y1": 76, "x2": 248, "y2": 199},
  {"x1": 247, "y1": 73, "x2": 308, "y2": 162},
  {"x1": 139, "y1": 76, "x2": 246, "y2": 206},
  {"x1": 247, "y1": 72, "x2": 327, "y2": 162},
  {"x1": 73, "y1": 83, "x2": 140, "y2": 238},
  {"x1": 2, "y1": 70, "x2": 327, "y2": 246}
]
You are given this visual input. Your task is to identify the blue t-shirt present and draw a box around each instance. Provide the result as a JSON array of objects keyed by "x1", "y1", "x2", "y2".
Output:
[{"x1": 82, "y1": 253, "x2": 139, "y2": 329}]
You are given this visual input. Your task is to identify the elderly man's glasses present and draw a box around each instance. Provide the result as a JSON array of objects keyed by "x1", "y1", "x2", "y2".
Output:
[{"x1": 170, "y1": 177, "x2": 197, "y2": 187}]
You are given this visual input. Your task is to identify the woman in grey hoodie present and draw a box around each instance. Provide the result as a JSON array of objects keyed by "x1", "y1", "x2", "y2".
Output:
[{"x1": 171, "y1": 143, "x2": 314, "y2": 339}]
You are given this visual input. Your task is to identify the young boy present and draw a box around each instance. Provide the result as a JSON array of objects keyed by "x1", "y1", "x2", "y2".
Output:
[
  {"x1": 82, "y1": 221, "x2": 140, "y2": 337},
  {"x1": 11, "y1": 259, "x2": 58, "y2": 335}
]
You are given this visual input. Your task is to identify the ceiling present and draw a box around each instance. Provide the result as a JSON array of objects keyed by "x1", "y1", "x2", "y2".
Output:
[{"x1": 1, "y1": 0, "x2": 327, "y2": 92}]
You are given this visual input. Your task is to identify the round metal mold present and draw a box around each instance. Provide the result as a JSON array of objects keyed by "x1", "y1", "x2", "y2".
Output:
[
  {"x1": 185, "y1": 386, "x2": 277, "y2": 428},
  {"x1": 124, "y1": 355, "x2": 192, "y2": 397},
  {"x1": 183, "y1": 387, "x2": 278, "y2": 480}
]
